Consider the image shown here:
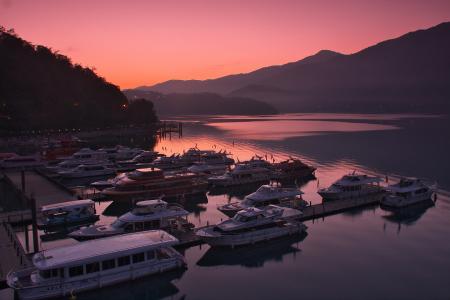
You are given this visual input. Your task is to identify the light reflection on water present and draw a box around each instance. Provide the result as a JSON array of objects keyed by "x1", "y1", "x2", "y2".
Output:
[{"x1": 14, "y1": 114, "x2": 450, "y2": 300}]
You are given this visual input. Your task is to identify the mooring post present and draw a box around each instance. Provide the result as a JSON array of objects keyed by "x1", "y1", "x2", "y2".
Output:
[
  {"x1": 30, "y1": 194, "x2": 39, "y2": 253},
  {"x1": 21, "y1": 169, "x2": 25, "y2": 192}
]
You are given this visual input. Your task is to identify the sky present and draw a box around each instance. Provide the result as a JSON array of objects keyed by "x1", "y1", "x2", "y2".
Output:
[{"x1": 1, "y1": 0, "x2": 449, "y2": 89}]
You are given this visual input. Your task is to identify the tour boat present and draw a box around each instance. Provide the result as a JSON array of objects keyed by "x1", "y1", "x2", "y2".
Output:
[
  {"x1": 68, "y1": 199, "x2": 190, "y2": 240},
  {"x1": 218, "y1": 185, "x2": 308, "y2": 216},
  {"x1": 208, "y1": 164, "x2": 271, "y2": 187},
  {"x1": 196, "y1": 205, "x2": 306, "y2": 247},
  {"x1": 381, "y1": 178, "x2": 435, "y2": 209},
  {"x1": 7, "y1": 231, "x2": 185, "y2": 300},
  {"x1": 37, "y1": 199, "x2": 98, "y2": 229},
  {"x1": 318, "y1": 172, "x2": 383, "y2": 200},
  {"x1": 271, "y1": 158, "x2": 316, "y2": 180},
  {"x1": 0, "y1": 155, "x2": 44, "y2": 169},
  {"x1": 58, "y1": 164, "x2": 115, "y2": 178},
  {"x1": 101, "y1": 168, "x2": 208, "y2": 200}
]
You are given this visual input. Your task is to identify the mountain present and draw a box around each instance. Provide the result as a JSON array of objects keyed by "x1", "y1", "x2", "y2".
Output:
[
  {"x1": 0, "y1": 27, "x2": 157, "y2": 132},
  {"x1": 138, "y1": 22, "x2": 450, "y2": 113},
  {"x1": 138, "y1": 50, "x2": 342, "y2": 95},
  {"x1": 123, "y1": 90, "x2": 277, "y2": 116}
]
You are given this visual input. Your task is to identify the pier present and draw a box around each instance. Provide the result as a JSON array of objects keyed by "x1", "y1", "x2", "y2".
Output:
[{"x1": 300, "y1": 194, "x2": 383, "y2": 221}]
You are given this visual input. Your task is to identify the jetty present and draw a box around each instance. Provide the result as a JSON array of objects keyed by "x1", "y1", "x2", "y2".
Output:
[{"x1": 300, "y1": 194, "x2": 383, "y2": 221}]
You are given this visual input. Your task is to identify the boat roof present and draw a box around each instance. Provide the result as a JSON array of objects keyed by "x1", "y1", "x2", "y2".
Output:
[
  {"x1": 41, "y1": 200, "x2": 94, "y2": 212},
  {"x1": 256, "y1": 185, "x2": 303, "y2": 194},
  {"x1": 335, "y1": 173, "x2": 382, "y2": 186},
  {"x1": 33, "y1": 230, "x2": 178, "y2": 270},
  {"x1": 136, "y1": 199, "x2": 167, "y2": 207}
]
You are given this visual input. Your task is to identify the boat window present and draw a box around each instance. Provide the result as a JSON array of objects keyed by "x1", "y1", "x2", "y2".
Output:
[
  {"x1": 132, "y1": 252, "x2": 145, "y2": 263},
  {"x1": 135, "y1": 222, "x2": 144, "y2": 231},
  {"x1": 86, "y1": 262, "x2": 100, "y2": 274},
  {"x1": 68, "y1": 265, "x2": 84, "y2": 277},
  {"x1": 102, "y1": 259, "x2": 116, "y2": 270},
  {"x1": 124, "y1": 224, "x2": 134, "y2": 232},
  {"x1": 118, "y1": 255, "x2": 131, "y2": 266},
  {"x1": 144, "y1": 221, "x2": 154, "y2": 230},
  {"x1": 40, "y1": 269, "x2": 58, "y2": 279},
  {"x1": 146, "y1": 250, "x2": 155, "y2": 260}
]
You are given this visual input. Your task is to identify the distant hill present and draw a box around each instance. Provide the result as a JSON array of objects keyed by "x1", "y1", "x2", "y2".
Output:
[
  {"x1": 138, "y1": 22, "x2": 450, "y2": 113},
  {"x1": 123, "y1": 90, "x2": 277, "y2": 116},
  {"x1": 0, "y1": 27, "x2": 157, "y2": 131}
]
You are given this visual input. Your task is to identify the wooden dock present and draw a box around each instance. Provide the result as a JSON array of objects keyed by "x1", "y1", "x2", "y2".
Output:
[{"x1": 299, "y1": 194, "x2": 383, "y2": 221}]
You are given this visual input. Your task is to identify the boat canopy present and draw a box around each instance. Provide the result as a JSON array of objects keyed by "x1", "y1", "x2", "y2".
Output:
[
  {"x1": 33, "y1": 230, "x2": 178, "y2": 270},
  {"x1": 386, "y1": 178, "x2": 426, "y2": 193},
  {"x1": 41, "y1": 199, "x2": 94, "y2": 213}
]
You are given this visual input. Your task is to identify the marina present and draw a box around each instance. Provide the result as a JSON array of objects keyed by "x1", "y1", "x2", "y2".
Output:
[{"x1": 0, "y1": 113, "x2": 449, "y2": 299}]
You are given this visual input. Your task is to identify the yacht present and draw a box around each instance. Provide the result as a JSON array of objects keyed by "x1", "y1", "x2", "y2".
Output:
[
  {"x1": 180, "y1": 147, "x2": 213, "y2": 164},
  {"x1": 70, "y1": 148, "x2": 109, "y2": 162},
  {"x1": 187, "y1": 162, "x2": 227, "y2": 174},
  {"x1": 150, "y1": 155, "x2": 188, "y2": 170},
  {"x1": 208, "y1": 164, "x2": 271, "y2": 187},
  {"x1": 7, "y1": 231, "x2": 185, "y2": 300},
  {"x1": 196, "y1": 205, "x2": 306, "y2": 247},
  {"x1": 196, "y1": 151, "x2": 234, "y2": 165},
  {"x1": 271, "y1": 158, "x2": 316, "y2": 180},
  {"x1": 69, "y1": 199, "x2": 190, "y2": 240},
  {"x1": 218, "y1": 185, "x2": 308, "y2": 216},
  {"x1": 37, "y1": 199, "x2": 98, "y2": 229},
  {"x1": 101, "y1": 168, "x2": 207, "y2": 200},
  {"x1": 58, "y1": 164, "x2": 115, "y2": 178},
  {"x1": 241, "y1": 156, "x2": 273, "y2": 169},
  {"x1": 318, "y1": 172, "x2": 383, "y2": 200},
  {"x1": 381, "y1": 178, "x2": 435, "y2": 208},
  {"x1": 116, "y1": 151, "x2": 161, "y2": 171},
  {"x1": 0, "y1": 155, "x2": 44, "y2": 169}
]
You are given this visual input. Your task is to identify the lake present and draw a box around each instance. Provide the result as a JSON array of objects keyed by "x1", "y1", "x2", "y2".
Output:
[{"x1": 15, "y1": 113, "x2": 450, "y2": 300}]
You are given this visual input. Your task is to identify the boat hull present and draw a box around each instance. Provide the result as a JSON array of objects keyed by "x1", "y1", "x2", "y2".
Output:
[{"x1": 381, "y1": 190, "x2": 434, "y2": 208}]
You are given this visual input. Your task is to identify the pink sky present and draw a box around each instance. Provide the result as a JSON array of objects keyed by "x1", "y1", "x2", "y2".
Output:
[{"x1": 1, "y1": 0, "x2": 449, "y2": 89}]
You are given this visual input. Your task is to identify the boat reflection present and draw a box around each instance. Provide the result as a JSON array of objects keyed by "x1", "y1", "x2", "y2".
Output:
[
  {"x1": 382, "y1": 199, "x2": 435, "y2": 226},
  {"x1": 76, "y1": 269, "x2": 186, "y2": 300},
  {"x1": 196, "y1": 233, "x2": 307, "y2": 268}
]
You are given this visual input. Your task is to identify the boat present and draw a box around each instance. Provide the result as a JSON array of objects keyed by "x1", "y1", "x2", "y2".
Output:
[
  {"x1": 90, "y1": 172, "x2": 128, "y2": 189},
  {"x1": 115, "y1": 151, "x2": 161, "y2": 171},
  {"x1": 318, "y1": 172, "x2": 383, "y2": 200},
  {"x1": 381, "y1": 178, "x2": 435, "y2": 209},
  {"x1": 187, "y1": 162, "x2": 227, "y2": 174},
  {"x1": 195, "y1": 151, "x2": 234, "y2": 165},
  {"x1": 196, "y1": 205, "x2": 306, "y2": 247},
  {"x1": 68, "y1": 199, "x2": 190, "y2": 240},
  {"x1": 58, "y1": 163, "x2": 116, "y2": 178},
  {"x1": 0, "y1": 155, "x2": 44, "y2": 169},
  {"x1": 7, "y1": 231, "x2": 185, "y2": 300},
  {"x1": 150, "y1": 155, "x2": 188, "y2": 170},
  {"x1": 271, "y1": 158, "x2": 316, "y2": 180},
  {"x1": 67, "y1": 148, "x2": 109, "y2": 162},
  {"x1": 37, "y1": 199, "x2": 98, "y2": 229},
  {"x1": 208, "y1": 164, "x2": 271, "y2": 187},
  {"x1": 241, "y1": 156, "x2": 273, "y2": 169},
  {"x1": 101, "y1": 168, "x2": 207, "y2": 200},
  {"x1": 218, "y1": 184, "x2": 308, "y2": 216}
]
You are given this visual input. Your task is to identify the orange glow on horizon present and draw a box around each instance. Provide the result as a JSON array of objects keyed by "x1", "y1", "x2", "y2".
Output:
[{"x1": 1, "y1": 0, "x2": 449, "y2": 89}]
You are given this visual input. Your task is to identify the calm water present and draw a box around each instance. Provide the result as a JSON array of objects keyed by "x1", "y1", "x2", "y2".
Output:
[{"x1": 14, "y1": 114, "x2": 450, "y2": 300}]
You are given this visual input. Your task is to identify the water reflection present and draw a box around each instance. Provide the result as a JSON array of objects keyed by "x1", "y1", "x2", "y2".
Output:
[
  {"x1": 382, "y1": 199, "x2": 436, "y2": 226},
  {"x1": 76, "y1": 269, "x2": 186, "y2": 300},
  {"x1": 196, "y1": 233, "x2": 307, "y2": 268}
]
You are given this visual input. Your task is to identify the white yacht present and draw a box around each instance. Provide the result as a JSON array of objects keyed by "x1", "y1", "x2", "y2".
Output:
[
  {"x1": 218, "y1": 185, "x2": 308, "y2": 216},
  {"x1": 7, "y1": 231, "x2": 185, "y2": 300},
  {"x1": 150, "y1": 155, "x2": 188, "y2": 170},
  {"x1": 196, "y1": 205, "x2": 306, "y2": 247},
  {"x1": 208, "y1": 164, "x2": 271, "y2": 187},
  {"x1": 58, "y1": 164, "x2": 115, "y2": 178},
  {"x1": 69, "y1": 199, "x2": 190, "y2": 240},
  {"x1": 318, "y1": 172, "x2": 383, "y2": 200},
  {"x1": 37, "y1": 199, "x2": 98, "y2": 229},
  {"x1": 0, "y1": 155, "x2": 44, "y2": 169},
  {"x1": 196, "y1": 151, "x2": 234, "y2": 165},
  {"x1": 241, "y1": 156, "x2": 273, "y2": 169},
  {"x1": 381, "y1": 178, "x2": 435, "y2": 208},
  {"x1": 70, "y1": 148, "x2": 109, "y2": 162}
]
